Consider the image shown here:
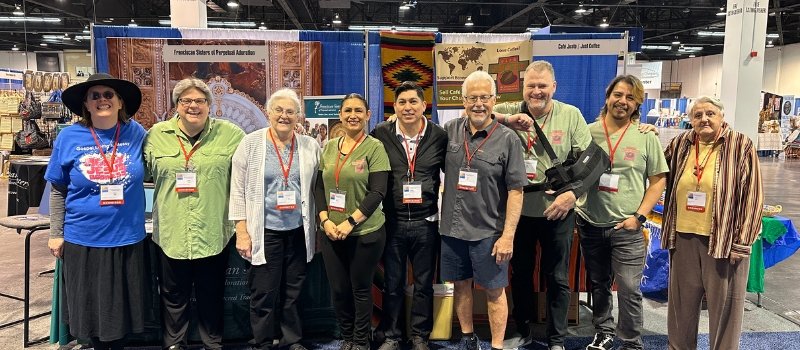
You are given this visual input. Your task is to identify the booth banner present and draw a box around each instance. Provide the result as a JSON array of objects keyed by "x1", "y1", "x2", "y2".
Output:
[
  {"x1": 781, "y1": 95, "x2": 794, "y2": 137},
  {"x1": 434, "y1": 40, "x2": 532, "y2": 108},
  {"x1": 380, "y1": 32, "x2": 435, "y2": 118},
  {"x1": 530, "y1": 38, "x2": 626, "y2": 56},
  {"x1": 302, "y1": 95, "x2": 345, "y2": 148},
  {"x1": 641, "y1": 62, "x2": 662, "y2": 90},
  {"x1": 106, "y1": 38, "x2": 321, "y2": 132}
]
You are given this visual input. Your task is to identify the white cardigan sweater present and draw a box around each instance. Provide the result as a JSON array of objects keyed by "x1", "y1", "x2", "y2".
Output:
[{"x1": 228, "y1": 128, "x2": 320, "y2": 265}]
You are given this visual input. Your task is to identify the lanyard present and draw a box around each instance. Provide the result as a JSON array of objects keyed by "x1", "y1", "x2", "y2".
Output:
[
  {"x1": 176, "y1": 134, "x2": 202, "y2": 170},
  {"x1": 334, "y1": 132, "x2": 366, "y2": 189},
  {"x1": 525, "y1": 111, "x2": 551, "y2": 152},
  {"x1": 268, "y1": 128, "x2": 296, "y2": 187},
  {"x1": 400, "y1": 120, "x2": 425, "y2": 181},
  {"x1": 693, "y1": 130, "x2": 721, "y2": 186},
  {"x1": 90, "y1": 123, "x2": 121, "y2": 176},
  {"x1": 602, "y1": 117, "x2": 632, "y2": 170},
  {"x1": 463, "y1": 120, "x2": 500, "y2": 168}
]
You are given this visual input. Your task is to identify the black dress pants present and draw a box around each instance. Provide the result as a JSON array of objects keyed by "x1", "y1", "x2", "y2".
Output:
[
  {"x1": 157, "y1": 241, "x2": 230, "y2": 350},
  {"x1": 509, "y1": 212, "x2": 574, "y2": 347},
  {"x1": 320, "y1": 226, "x2": 386, "y2": 346},
  {"x1": 248, "y1": 226, "x2": 308, "y2": 350}
]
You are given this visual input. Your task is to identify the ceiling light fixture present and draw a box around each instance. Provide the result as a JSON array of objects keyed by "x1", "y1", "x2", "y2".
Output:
[
  {"x1": 697, "y1": 31, "x2": 726, "y2": 37},
  {"x1": 83, "y1": 25, "x2": 90, "y2": 33},
  {"x1": 348, "y1": 25, "x2": 438, "y2": 32},
  {"x1": 575, "y1": 4, "x2": 586, "y2": 14},
  {"x1": 12, "y1": 44, "x2": 19, "y2": 51},
  {"x1": 0, "y1": 16, "x2": 61, "y2": 22},
  {"x1": 767, "y1": 40, "x2": 774, "y2": 48},
  {"x1": 689, "y1": 54, "x2": 696, "y2": 57},
  {"x1": 206, "y1": 21, "x2": 256, "y2": 27},
  {"x1": 102, "y1": 18, "x2": 113, "y2": 23},
  {"x1": 258, "y1": 21, "x2": 267, "y2": 30},
  {"x1": 128, "y1": 19, "x2": 137, "y2": 27},
  {"x1": 598, "y1": 17, "x2": 609, "y2": 28},
  {"x1": 672, "y1": 36, "x2": 681, "y2": 45},
  {"x1": 526, "y1": 27, "x2": 541, "y2": 33},
  {"x1": 40, "y1": 43, "x2": 47, "y2": 47},
  {"x1": 717, "y1": 7, "x2": 726, "y2": 16},
  {"x1": 227, "y1": 0, "x2": 239, "y2": 8},
  {"x1": 465, "y1": 16, "x2": 474, "y2": 26},
  {"x1": 332, "y1": 13, "x2": 342, "y2": 24},
  {"x1": 13, "y1": 4, "x2": 23, "y2": 16}
]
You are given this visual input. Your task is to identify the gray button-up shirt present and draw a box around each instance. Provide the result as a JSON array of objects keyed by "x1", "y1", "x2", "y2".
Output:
[{"x1": 440, "y1": 117, "x2": 527, "y2": 241}]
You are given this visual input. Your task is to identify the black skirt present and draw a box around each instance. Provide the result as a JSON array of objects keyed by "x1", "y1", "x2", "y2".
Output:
[{"x1": 62, "y1": 240, "x2": 148, "y2": 341}]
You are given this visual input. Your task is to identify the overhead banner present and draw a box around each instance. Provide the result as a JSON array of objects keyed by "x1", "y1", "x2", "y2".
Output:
[
  {"x1": 531, "y1": 39, "x2": 627, "y2": 56},
  {"x1": 641, "y1": 62, "x2": 663, "y2": 90},
  {"x1": 435, "y1": 40, "x2": 532, "y2": 108},
  {"x1": 162, "y1": 45, "x2": 268, "y2": 63}
]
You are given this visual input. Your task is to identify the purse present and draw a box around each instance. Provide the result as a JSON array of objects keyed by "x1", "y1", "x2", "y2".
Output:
[
  {"x1": 18, "y1": 91, "x2": 42, "y2": 121},
  {"x1": 15, "y1": 119, "x2": 50, "y2": 150},
  {"x1": 520, "y1": 101, "x2": 610, "y2": 197}
]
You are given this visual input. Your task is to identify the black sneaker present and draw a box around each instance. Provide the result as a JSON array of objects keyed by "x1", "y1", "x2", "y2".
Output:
[
  {"x1": 377, "y1": 339, "x2": 400, "y2": 350},
  {"x1": 586, "y1": 333, "x2": 614, "y2": 350},
  {"x1": 340, "y1": 340, "x2": 355, "y2": 350},
  {"x1": 289, "y1": 343, "x2": 309, "y2": 350},
  {"x1": 410, "y1": 336, "x2": 429, "y2": 350},
  {"x1": 461, "y1": 334, "x2": 481, "y2": 350}
]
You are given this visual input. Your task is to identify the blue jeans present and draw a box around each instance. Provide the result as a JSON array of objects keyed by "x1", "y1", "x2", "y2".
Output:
[
  {"x1": 379, "y1": 219, "x2": 439, "y2": 340},
  {"x1": 577, "y1": 217, "x2": 646, "y2": 350}
]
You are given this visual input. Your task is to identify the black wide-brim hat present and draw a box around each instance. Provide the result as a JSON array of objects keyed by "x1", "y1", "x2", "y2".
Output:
[{"x1": 61, "y1": 73, "x2": 142, "y2": 117}]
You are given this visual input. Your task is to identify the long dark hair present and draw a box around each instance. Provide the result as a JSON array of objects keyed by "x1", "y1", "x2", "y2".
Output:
[{"x1": 340, "y1": 93, "x2": 370, "y2": 111}]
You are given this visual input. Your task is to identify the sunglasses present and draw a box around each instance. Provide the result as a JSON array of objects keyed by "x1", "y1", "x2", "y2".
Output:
[{"x1": 89, "y1": 91, "x2": 117, "y2": 101}]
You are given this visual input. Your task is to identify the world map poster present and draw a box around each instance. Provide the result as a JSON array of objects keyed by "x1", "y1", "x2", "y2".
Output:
[{"x1": 434, "y1": 41, "x2": 532, "y2": 108}]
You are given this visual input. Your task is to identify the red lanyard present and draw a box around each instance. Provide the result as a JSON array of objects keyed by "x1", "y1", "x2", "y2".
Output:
[
  {"x1": 400, "y1": 120, "x2": 425, "y2": 181},
  {"x1": 90, "y1": 123, "x2": 121, "y2": 176},
  {"x1": 463, "y1": 120, "x2": 500, "y2": 168},
  {"x1": 525, "y1": 112, "x2": 551, "y2": 152},
  {"x1": 602, "y1": 117, "x2": 632, "y2": 170},
  {"x1": 335, "y1": 132, "x2": 366, "y2": 189},
  {"x1": 693, "y1": 130, "x2": 721, "y2": 185},
  {"x1": 269, "y1": 128, "x2": 296, "y2": 187},
  {"x1": 176, "y1": 134, "x2": 202, "y2": 170}
]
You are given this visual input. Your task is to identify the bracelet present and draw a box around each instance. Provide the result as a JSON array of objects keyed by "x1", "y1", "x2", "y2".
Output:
[
  {"x1": 321, "y1": 218, "x2": 331, "y2": 227},
  {"x1": 347, "y1": 216, "x2": 359, "y2": 227}
]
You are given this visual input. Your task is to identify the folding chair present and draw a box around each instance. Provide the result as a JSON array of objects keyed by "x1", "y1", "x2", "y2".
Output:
[{"x1": 0, "y1": 181, "x2": 53, "y2": 347}]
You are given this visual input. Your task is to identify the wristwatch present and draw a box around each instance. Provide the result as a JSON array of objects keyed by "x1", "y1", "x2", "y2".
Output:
[
  {"x1": 347, "y1": 216, "x2": 359, "y2": 227},
  {"x1": 634, "y1": 213, "x2": 647, "y2": 224}
]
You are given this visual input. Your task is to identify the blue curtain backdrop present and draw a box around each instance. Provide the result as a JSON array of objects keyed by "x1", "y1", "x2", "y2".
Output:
[
  {"x1": 367, "y1": 31, "x2": 384, "y2": 131},
  {"x1": 299, "y1": 31, "x2": 365, "y2": 96},
  {"x1": 533, "y1": 33, "x2": 621, "y2": 123},
  {"x1": 92, "y1": 26, "x2": 182, "y2": 72}
]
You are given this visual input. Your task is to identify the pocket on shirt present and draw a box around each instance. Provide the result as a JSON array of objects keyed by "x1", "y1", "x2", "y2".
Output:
[
  {"x1": 473, "y1": 150, "x2": 502, "y2": 168},
  {"x1": 150, "y1": 149, "x2": 181, "y2": 177},
  {"x1": 199, "y1": 148, "x2": 234, "y2": 180}
]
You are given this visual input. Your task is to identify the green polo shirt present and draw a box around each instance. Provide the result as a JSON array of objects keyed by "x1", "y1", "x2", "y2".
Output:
[
  {"x1": 494, "y1": 100, "x2": 592, "y2": 217},
  {"x1": 144, "y1": 116, "x2": 245, "y2": 259},
  {"x1": 576, "y1": 120, "x2": 669, "y2": 227},
  {"x1": 320, "y1": 136, "x2": 391, "y2": 236}
]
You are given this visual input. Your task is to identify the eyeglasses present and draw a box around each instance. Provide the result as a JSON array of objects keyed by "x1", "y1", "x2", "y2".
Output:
[
  {"x1": 89, "y1": 91, "x2": 117, "y2": 101},
  {"x1": 272, "y1": 107, "x2": 297, "y2": 117},
  {"x1": 178, "y1": 98, "x2": 209, "y2": 106},
  {"x1": 464, "y1": 95, "x2": 494, "y2": 103}
]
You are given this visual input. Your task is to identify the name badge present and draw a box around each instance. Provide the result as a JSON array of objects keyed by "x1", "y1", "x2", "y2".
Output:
[
  {"x1": 598, "y1": 173, "x2": 620, "y2": 192},
  {"x1": 329, "y1": 189, "x2": 347, "y2": 212},
  {"x1": 403, "y1": 182, "x2": 423, "y2": 204},
  {"x1": 457, "y1": 168, "x2": 478, "y2": 192},
  {"x1": 524, "y1": 159, "x2": 538, "y2": 180},
  {"x1": 686, "y1": 191, "x2": 707, "y2": 212},
  {"x1": 276, "y1": 190, "x2": 297, "y2": 210},
  {"x1": 175, "y1": 172, "x2": 197, "y2": 193},
  {"x1": 100, "y1": 184, "x2": 124, "y2": 206}
]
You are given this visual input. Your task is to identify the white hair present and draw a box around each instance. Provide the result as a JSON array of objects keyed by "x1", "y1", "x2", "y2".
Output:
[
  {"x1": 461, "y1": 70, "x2": 497, "y2": 97},
  {"x1": 267, "y1": 88, "x2": 302, "y2": 115}
]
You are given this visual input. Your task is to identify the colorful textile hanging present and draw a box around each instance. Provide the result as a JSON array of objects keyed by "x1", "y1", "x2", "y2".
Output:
[{"x1": 380, "y1": 31, "x2": 435, "y2": 119}]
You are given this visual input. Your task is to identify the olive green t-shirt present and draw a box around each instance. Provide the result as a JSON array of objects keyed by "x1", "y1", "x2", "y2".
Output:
[
  {"x1": 494, "y1": 100, "x2": 592, "y2": 217},
  {"x1": 320, "y1": 136, "x2": 391, "y2": 235},
  {"x1": 576, "y1": 120, "x2": 669, "y2": 227}
]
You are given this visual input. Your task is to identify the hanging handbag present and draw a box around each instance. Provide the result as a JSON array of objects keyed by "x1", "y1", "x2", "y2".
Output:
[
  {"x1": 520, "y1": 101, "x2": 610, "y2": 197},
  {"x1": 15, "y1": 119, "x2": 50, "y2": 150},
  {"x1": 18, "y1": 91, "x2": 42, "y2": 121}
]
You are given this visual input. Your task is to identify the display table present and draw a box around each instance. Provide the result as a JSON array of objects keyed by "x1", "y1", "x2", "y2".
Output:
[
  {"x1": 7, "y1": 158, "x2": 49, "y2": 216},
  {"x1": 640, "y1": 208, "x2": 800, "y2": 296}
]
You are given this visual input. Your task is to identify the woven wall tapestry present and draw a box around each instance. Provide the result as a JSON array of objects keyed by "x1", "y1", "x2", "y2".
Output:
[{"x1": 380, "y1": 31, "x2": 435, "y2": 119}]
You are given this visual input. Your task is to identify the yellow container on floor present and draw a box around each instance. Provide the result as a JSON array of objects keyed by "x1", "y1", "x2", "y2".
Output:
[{"x1": 405, "y1": 283, "x2": 454, "y2": 340}]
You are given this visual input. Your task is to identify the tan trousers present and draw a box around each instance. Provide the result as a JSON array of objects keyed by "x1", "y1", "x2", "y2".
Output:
[{"x1": 667, "y1": 232, "x2": 750, "y2": 350}]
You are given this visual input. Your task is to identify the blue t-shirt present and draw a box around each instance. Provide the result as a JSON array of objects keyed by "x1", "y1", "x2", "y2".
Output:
[{"x1": 44, "y1": 121, "x2": 147, "y2": 247}]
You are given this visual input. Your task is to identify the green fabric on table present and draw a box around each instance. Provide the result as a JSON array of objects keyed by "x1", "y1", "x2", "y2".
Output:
[
  {"x1": 762, "y1": 216, "x2": 788, "y2": 244},
  {"x1": 746, "y1": 217, "x2": 789, "y2": 293},
  {"x1": 747, "y1": 235, "x2": 765, "y2": 293}
]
